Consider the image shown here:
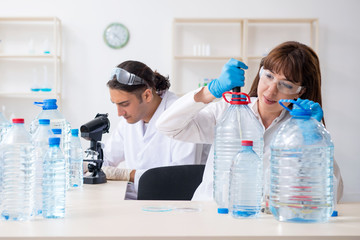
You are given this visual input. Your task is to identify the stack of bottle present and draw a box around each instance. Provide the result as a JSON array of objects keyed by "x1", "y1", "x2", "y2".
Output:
[
  {"x1": 214, "y1": 91, "x2": 264, "y2": 215},
  {"x1": 0, "y1": 98, "x2": 84, "y2": 221}
]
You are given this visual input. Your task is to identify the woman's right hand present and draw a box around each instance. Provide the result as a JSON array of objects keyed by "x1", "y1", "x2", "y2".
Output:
[{"x1": 207, "y1": 58, "x2": 248, "y2": 98}]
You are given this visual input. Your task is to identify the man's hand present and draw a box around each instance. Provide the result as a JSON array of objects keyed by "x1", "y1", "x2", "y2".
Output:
[{"x1": 102, "y1": 166, "x2": 133, "y2": 181}]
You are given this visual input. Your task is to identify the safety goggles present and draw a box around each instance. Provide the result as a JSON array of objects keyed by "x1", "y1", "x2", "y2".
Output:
[
  {"x1": 259, "y1": 67, "x2": 303, "y2": 95},
  {"x1": 110, "y1": 68, "x2": 145, "y2": 86}
]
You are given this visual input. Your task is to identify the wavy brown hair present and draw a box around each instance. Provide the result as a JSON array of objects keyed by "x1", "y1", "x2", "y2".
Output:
[{"x1": 248, "y1": 41, "x2": 322, "y2": 107}]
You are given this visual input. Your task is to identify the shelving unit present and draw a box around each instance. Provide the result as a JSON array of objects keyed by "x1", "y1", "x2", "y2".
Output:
[
  {"x1": 172, "y1": 18, "x2": 318, "y2": 95},
  {"x1": 0, "y1": 17, "x2": 62, "y2": 123}
]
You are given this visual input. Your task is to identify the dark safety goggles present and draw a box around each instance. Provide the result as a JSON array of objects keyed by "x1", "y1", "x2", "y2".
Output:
[{"x1": 110, "y1": 68, "x2": 145, "y2": 85}]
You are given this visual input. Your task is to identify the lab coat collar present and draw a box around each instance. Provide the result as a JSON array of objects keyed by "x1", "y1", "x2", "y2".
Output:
[{"x1": 249, "y1": 97, "x2": 288, "y2": 130}]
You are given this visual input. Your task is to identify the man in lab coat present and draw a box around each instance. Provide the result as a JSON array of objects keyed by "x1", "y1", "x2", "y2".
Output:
[{"x1": 100, "y1": 60, "x2": 209, "y2": 200}]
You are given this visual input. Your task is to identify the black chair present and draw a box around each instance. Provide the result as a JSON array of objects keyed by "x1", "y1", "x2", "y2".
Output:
[{"x1": 137, "y1": 164, "x2": 205, "y2": 200}]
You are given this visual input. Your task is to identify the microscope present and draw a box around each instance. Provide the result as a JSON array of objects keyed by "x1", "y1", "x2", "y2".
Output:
[{"x1": 80, "y1": 113, "x2": 110, "y2": 184}]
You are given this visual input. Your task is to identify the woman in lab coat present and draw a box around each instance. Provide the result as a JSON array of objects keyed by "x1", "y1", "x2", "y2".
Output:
[
  {"x1": 102, "y1": 60, "x2": 209, "y2": 200},
  {"x1": 156, "y1": 41, "x2": 343, "y2": 203}
]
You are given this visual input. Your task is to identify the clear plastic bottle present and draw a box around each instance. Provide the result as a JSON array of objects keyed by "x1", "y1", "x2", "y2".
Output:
[
  {"x1": 42, "y1": 137, "x2": 66, "y2": 219},
  {"x1": 0, "y1": 112, "x2": 11, "y2": 143},
  {"x1": 0, "y1": 118, "x2": 35, "y2": 221},
  {"x1": 30, "y1": 99, "x2": 71, "y2": 189},
  {"x1": 270, "y1": 99, "x2": 334, "y2": 223},
  {"x1": 214, "y1": 92, "x2": 264, "y2": 214},
  {"x1": 31, "y1": 119, "x2": 53, "y2": 216},
  {"x1": 229, "y1": 140, "x2": 263, "y2": 218},
  {"x1": 69, "y1": 129, "x2": 83, "y2": 189},
  {"x1": 51, "y1": 128, "x2": 70, "y2": 190}
]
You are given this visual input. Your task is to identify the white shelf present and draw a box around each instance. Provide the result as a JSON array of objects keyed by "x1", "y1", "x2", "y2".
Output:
[
  {"x1": 0, "y1": 92, "x2": 60, "y2": 99},
  {"x1": 172, "y1": 18, "x2": 319, "y2": 95},
  {"x1": 0, "y1": 16, "x2": 62, "y2": 117}
]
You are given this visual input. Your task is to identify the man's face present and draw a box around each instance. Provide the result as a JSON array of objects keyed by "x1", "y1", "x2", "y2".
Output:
[{"x1": 109, "y1": 88, "x2": 148, "y2": 124}]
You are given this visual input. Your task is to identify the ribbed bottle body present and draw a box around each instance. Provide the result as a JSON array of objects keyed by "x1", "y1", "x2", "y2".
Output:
[
  {"x1": 0, "y1": 123, "x2": 35, "y2": 221},
  {"x1": 32, "y1": 123, "x2": 52, "y2": 215},
  {"x1": 214, "y1": 104, "x2": 263, "y2": 212},
  {"x1": 229, "y1": 145, "x2": 263, "y2": 218},
  {"x1": 69, "y1": 134, "x2": 83, "y2": 188},
  {"x1": 270, "y1": 117, "x2": 334, "y2": 223},
  {"x1": 30, "y1": 109, "x2": 71, "y2": 189},
  {"x1": 42, "y1": 145, "x2": 66, "y2": 218}
]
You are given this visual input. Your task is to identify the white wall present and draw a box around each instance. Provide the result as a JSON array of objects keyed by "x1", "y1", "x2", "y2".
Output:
[{"x1": 1, "y1": 0, "x2": 359, "y2": 202}]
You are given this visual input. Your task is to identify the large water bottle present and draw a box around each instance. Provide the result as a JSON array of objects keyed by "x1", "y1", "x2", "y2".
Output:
[
  {"x1": 229, "y1": 140, "x2": 263, "y2": 218},
  {"x1": 0, "y1": 112, "x2": 11, "y2": 143},
  {"x1": 29, "y1": 99, "x2": 71, "y2": 186},
  {"x1": 214, "y1": 92, "x2": 264, "y2": 214},
  {"x1": 270, "y1": 99, "x2": 334, "y2": 223},
  {"x1": 42, "y1": 137, "x2": 66, "y2": 219},
  {"x1": 31, "y1": 119, "x2": 53, "y2": 216},
  {"x1": 69, "y1": 129, "x2": 83, "y2": 189},
  {"x1": 0, "y1": 118, "x2": 35, "y2": 221}
]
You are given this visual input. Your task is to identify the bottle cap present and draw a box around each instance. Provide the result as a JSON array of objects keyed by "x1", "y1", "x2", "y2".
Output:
[
  {"x1": 49, "y1": 137, "x2": 60, "y2": 146},
  {"x1": 39, "y1": 119, "x2": 50, "y2": 125},
  {"x1": 279, "y1": 99, "x2": 311, "y2": 118},
  {"x1": 217, "y1": 208, "x2": 229, "y2": 214},
  {"x1": 71, "y1": 129, "x2": 79, "y2": 137},
  {"x1": 52, "y1": 128, "x2": 62, "y2": 135},
  {"x1": 12, "y1": 118, "x2": 24, "y2": 124},
  {"x1": 34, "y1": 99, "x2": 58, "y2": 110},
  {"x1": 241, "y1": 140, "x2": 253, "y2": 146}
]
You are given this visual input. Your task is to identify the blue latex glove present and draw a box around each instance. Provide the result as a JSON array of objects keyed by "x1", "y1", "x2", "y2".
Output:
[
  {"x1": 208, "y1": 58, "x2": 248, "y2": 98},
  {"x1": 295, "y1": 98, "x2": 323, "y2": 122}
]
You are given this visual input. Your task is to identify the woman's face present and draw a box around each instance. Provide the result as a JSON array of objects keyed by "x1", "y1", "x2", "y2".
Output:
[{"x1": 257, "y1": 69, "x2": 303, "y2": 116}]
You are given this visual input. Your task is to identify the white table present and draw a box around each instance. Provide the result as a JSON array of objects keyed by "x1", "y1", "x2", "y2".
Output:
[{"x1": 0, "y1": 181, "x2": 359, "y2": 239}]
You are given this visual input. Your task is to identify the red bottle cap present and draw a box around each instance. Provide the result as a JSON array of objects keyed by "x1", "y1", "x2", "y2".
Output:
[
  {"x1": 12, "y1": 118, "x2": 24, "y2": 124},
  {"x1": 241, "y1": 140, "x2": 253, "y2": 146}
]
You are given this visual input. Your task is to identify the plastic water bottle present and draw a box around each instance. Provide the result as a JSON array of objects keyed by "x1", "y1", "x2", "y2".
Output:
[
  {"x1": 214, "y1": 92, "x2": 264, "y2": 214},
  {"x1": 0, "y1": 118, "x2": 35, "y2": 221},
  {"x1": 229, "y1": 140, "x2": 263, "y2": 218},
  {"x1": 270, "y1": 99, "x2": 334, "y2": 223},
  {"x1": 69, "y1": 129, "x2": 83, "y2": 189},
  {"x1": 42, "y1": 137, "x2": 66, "y2": 218},
  {"x1": 31, "y1": 119, "x2": 53, "y2": 216},
  {"x1": 0, "y1": 112, "x2": 11, "y2": 143},
  {"x1": 29, "y1": 99, "x2": 71, "y2": 186}
]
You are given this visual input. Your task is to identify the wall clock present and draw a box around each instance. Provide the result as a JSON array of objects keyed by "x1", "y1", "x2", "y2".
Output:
[{"x1": 103, "y1": 23, "x2": 129, "y2": 49}]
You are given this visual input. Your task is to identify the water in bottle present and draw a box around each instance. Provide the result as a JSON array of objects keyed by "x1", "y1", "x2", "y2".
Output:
[
  {"x1": 31, "y1": 119, "x2": 53, "y2": 215},
  {"x1": 42, "y1": 137, "x2": 66, "y2": 218},
  {"x1": 52, "y1": 128, "x2": 70, "y2": 190},
  {"x1": 229, "y1": 140, "x2": 263, "y2": 218},
  {"x1": 29, "y1": 99, "x2": 71, "y2": 187},
  {"x1": 69, "y1": 129, "x2": 83, "y2": 188},
  {"x1": 270, "y1": 99, "x2": 334, "y2": 223},
  {"x1": 0, "y1": 118, "x2": 35, "y2": 221},
  {"x1": 214, "y1": 92, "x2": 263, "y2": 213},
  {"x1": 0, "y1": 112, "x2": 11, "y2": 143}
]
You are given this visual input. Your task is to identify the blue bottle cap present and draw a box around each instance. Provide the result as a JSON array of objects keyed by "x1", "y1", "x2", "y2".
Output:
[
  {"x1": 217, "y1": 208, "x2": 229, "y2": 214},
  {"x1": 49, "y1": 137, "x2": 60, "y2": 146},
  {"x1": 279, "y1": 99, "x2": 311, "y2": 118},
  {"x1": 331, "y1": 210, "x2": 338, "y2": 217},
  {"x1": 52, "y1": 128, "x2": 62, "y2": 134},
  {"x1": 39, "y1": 119, "x2": 50, "y2": 125},
  {"x1": 71, "y1": 129, "x2": 79, "y2": 137},
  {"x1": 34, "y1": 99, "x2": 58, "y2": 110}
]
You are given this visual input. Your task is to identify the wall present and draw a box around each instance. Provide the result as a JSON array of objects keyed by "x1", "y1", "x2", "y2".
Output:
[{"x1": 0, "y1": 0, "x2": 359, "y2": 202}]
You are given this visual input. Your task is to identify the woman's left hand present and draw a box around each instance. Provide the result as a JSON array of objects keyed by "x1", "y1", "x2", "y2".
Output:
[{"x1": 295, "y1": 98, "x2": 323, "y2": 122}]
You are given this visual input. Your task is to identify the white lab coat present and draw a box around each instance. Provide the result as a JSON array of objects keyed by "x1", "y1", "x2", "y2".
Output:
[
  {"x1": 156, "y1": 89, "x2": 343, "y2": 202},
  {"x1": 103, "y1": 90, "x2": 209, "y2": 200}
]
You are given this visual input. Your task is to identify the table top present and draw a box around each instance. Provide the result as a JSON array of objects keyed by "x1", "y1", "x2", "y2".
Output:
[{"x1": 0, "y1": 181, "x2": 359, "y2": 240}]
